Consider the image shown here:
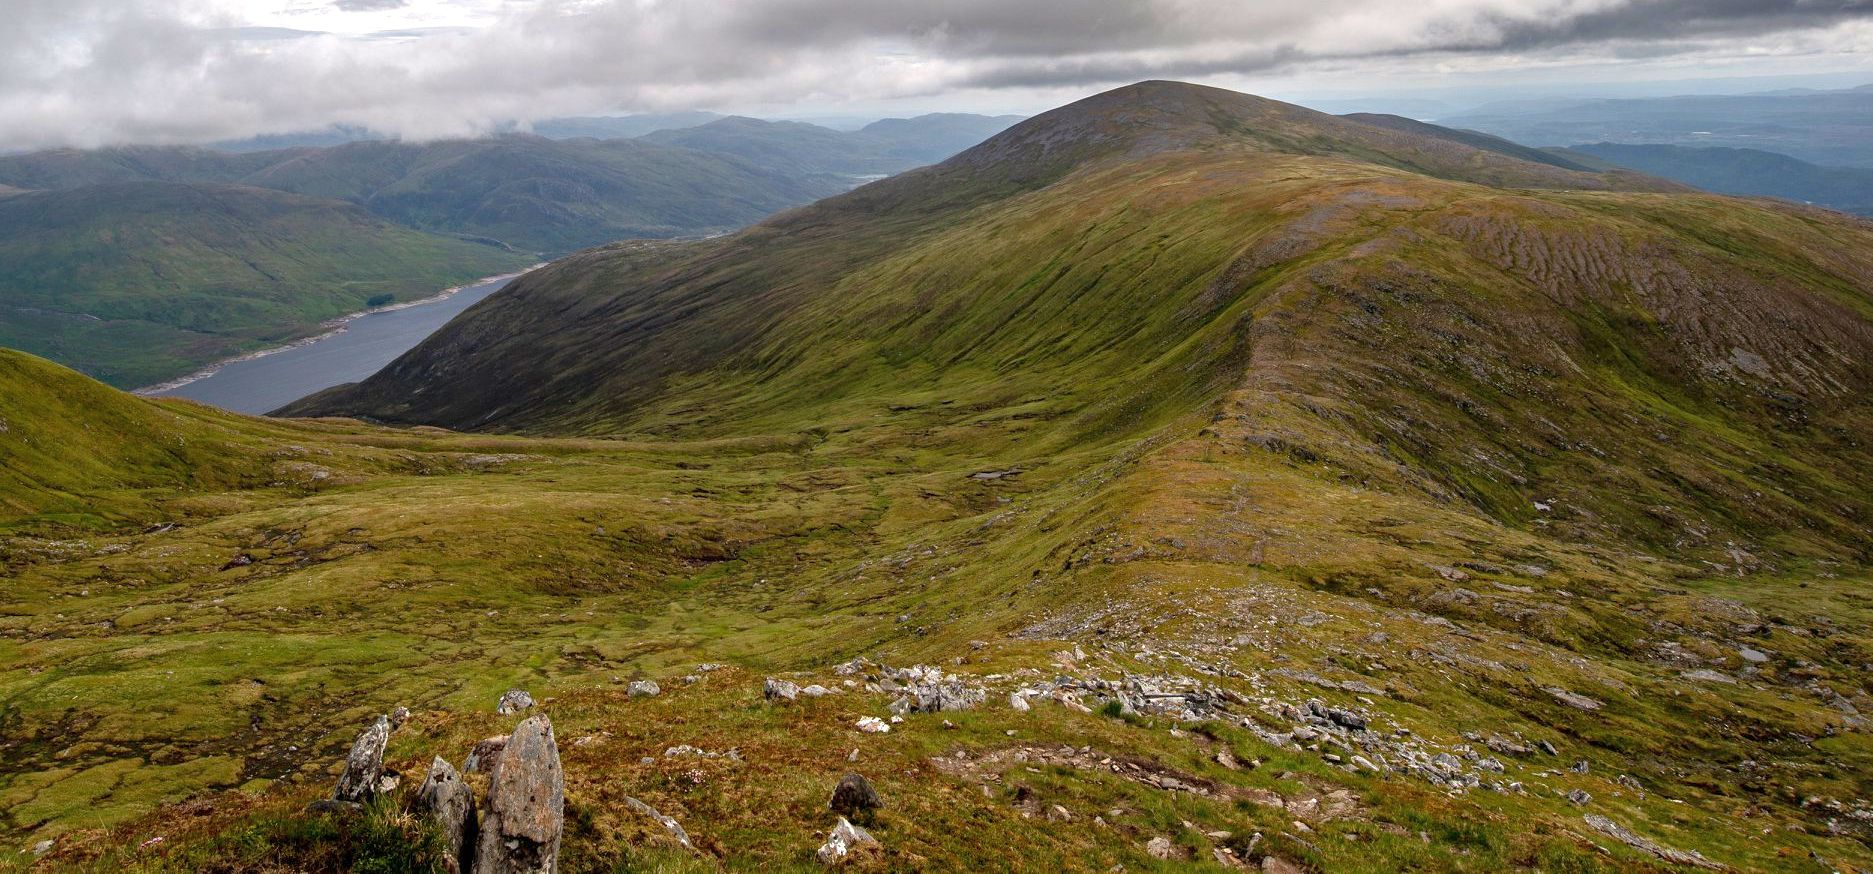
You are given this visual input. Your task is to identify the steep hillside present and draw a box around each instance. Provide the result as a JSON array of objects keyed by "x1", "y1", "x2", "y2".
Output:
[
  {"x1": 0, "y1": 182, "x2": 529, "y2": 387},
  {"x1": 1563, "y1": 142, "x2": 1873, "y2": 216},
  {"x1": 7, "y1": 82, "x2": 1872, "y2": 872}
]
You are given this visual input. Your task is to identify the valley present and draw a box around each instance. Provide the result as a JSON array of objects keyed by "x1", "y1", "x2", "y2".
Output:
[{"x1": 2, "y1": 81, "x2": 1870, "y2": 872}]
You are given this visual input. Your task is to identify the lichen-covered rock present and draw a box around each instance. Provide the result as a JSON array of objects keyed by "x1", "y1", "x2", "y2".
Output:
[
  {"x1": 627, "y1": 680, "x2": 661, "y2": 698},
  {"x1": 472, "y1": 715, "x2": 563, "y2": 874},
  {"x1": 764, "y1": 677, "x2": 800, "y2": 701},
  {"x1": 419, "y1": 756, "x2": 477, "y2": 871},
  {"x1": 815, "y1": 817, "x2": 877, "y2": 865},
  {"x1": 333, "y1": 715, "x2": 389, "y2": 803},
  {"x1": 828, "y1": 773, "x2": 882, "y2": 820}
]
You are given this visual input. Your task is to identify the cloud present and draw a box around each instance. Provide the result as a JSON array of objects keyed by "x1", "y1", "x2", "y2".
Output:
[{"x1": 3, "y1": 0, "x2": 1870, "y2": 150}]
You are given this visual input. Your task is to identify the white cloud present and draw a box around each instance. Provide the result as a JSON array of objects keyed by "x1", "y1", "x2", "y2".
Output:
[{"x1": 1, "y1": 0, "x2": 1869, "y2": 149}]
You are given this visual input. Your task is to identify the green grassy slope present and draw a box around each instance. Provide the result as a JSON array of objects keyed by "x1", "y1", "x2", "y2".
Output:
[
  {"x1": 0, "y1": 182, "x2": 530, "y2": 387},
  {"x1": 4, "y1": 82, "x2": 1872, "y2": 871}
]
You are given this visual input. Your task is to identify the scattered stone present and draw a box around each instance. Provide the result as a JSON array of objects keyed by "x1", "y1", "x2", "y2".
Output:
[
  {"x1": 496, "y1": 689, "x2": 534, "y2": 715},
  {"x1": 473, "y1": 715, "x2": 563, "y2": 874},
  {"x1": 1215, "y1": 748, "x2": 1240, "y2": 770},
  {"x1": 856, "y1": 716, "x2": 890, "y2": 733},
  {"x1": 1738, "y1": 647, "x2": 1770, "y2": 664},
  {"x1": 220, "y1": 553, "x2": 254, "y2": 570},
  {"x1": 1565, "y1": 789, "x2": 1592, "y2": 805},
  {"x1": 1009, "y1": 692, "x2": 1031, "y2": 712},
  {"x1": 31, "y1": 840, "x2": 52, "y2": 857},
  {"x1": 623, "y1": 795, "x2": 695, "y2": 852},
  {"x1": 333, "y1": 716, "x2": 390, "y2": 803},
  {"x1": 802, "y1": 684, "x2": 833, "y2": 698},
  {"x1": 847, "y1": 748, "x2": 860, "y2": 762},
  {"x1": 1546, "y1": 687, "x2": 1603, "y2": 711},
  {"x1": 829, "y1": 773, "x2": 882, "y2": 821},
  {"x1": 1571, "y1": 759, "x2": 1590, "y2": 774},
  {"x1": 418, "y1": 756, "x2": 477, "y2": 870},
  {"x1": 1682, "y1": 669, "x2": 1736, "y2": 684},
  {"x1": 464, "y1": 735, "x2": 508, "y2": 773},
  {"x1": 627, "y1": 680, "x2": 661, "y2": 698},
  {"x1": 1535, "y1": 740, "x2": 1559, "y2": 756},
  {"x1": 1583, "y1": 814, "x2": 1722, "y2": 869},
  {"x1": 1144, "y1": 836, "x2": 1185, "y2": 860},
  {"x1": 816, "y1": 817, "x2": 878, "y2": 865},
  {"x1": 305, "y1": 798, "x2": 363, "y2": 815},
  {"x1": 388, "y1": 706, "x2": 411, "y2": 730},
  {"x1": 765, "y1": 678, "x2": 800, "y2": 702},
  {"x1": 1261, "y1": 856, "x2": 1305, "y2": 873}
]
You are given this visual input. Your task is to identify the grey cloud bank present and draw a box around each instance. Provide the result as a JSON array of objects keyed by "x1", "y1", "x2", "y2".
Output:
[{"x1": 2, "y1": 0, "x2": 1870, "y2": 150}]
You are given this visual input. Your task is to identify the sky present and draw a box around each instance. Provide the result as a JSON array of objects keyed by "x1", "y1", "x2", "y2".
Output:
[{"x1": 4, "y1": 0, "x2": 1872, "y2": 149}]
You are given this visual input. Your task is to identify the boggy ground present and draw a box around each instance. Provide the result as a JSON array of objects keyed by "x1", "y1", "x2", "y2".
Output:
[{"x1": 1, "y1": 345, "x2": 1868, "y2": 871}]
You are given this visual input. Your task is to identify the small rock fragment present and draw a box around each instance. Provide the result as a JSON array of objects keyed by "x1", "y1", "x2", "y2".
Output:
[
  {"x1": 627, "y1": 680, "x2": 661, "y2": 698},
  {"x1": 816, "y1": 817, "x2": 878, "y2": 865},
  {"x1": 623, "y1": 795, "x2": 695, "y2": 852},
  {"x1": 496, "y1": 689, "x2": 534, "y2": 715},
  {"x1": 765, "y1": 678, "x2": 800, "y2": 702}
]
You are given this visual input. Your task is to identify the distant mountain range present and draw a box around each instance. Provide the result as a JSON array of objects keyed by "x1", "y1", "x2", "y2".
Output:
[
  {"x1": 1443, "y1": 84, "x2": 1873, "y2": 168},
  {"x1": 1555, "y1": 143, "x2": 1873, "y2": 217}
]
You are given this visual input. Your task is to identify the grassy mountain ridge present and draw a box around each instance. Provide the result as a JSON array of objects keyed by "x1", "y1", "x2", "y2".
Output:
[
  {"x1": 5, "y1": 82, "x2": 1872, "y2": 871},
  {"x1": 0, "y1": 181, "x2": 529, "y2": 388}
]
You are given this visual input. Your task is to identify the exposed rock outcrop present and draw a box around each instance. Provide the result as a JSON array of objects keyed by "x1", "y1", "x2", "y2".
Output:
[
  {"x1": 418, "y1": 756, "x2": 477, "y2": 871},
  {"x1": 472, "y1": 716, "x2": 563, "y2": 874}
]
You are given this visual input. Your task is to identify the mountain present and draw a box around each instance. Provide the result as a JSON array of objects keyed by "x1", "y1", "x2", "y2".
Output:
[
  {"x1": 527, "y1": 111, "x2": 724, "y2": 139},
  {"x1": 8, "y1": 82, "x2": 1873, "y2": 871},
  {"x1": 235, "y1": 135, "x2": 847, "y2": 253},
  {"x1": 0, "y1": 136, "x2": 850, "y2": 255},
  {"x1": 639, "y1": 113, "x2": 1026, "y2": 177},
  {"x1": 0, "y1": 181, "x2": 529, "y2": 387},
  {"x1": 857, "y1": 112, "x2": 1029, "y2": 163},
  {"x1": 1558, "y1": 142, "x2": 1873, "y2": 217},
  {"x1": 1444, "y1": 85, "x2": 1873, "y2": 168},
  {"x1": 289, "y1": 81, "x2": 1682, "y2": 433}
]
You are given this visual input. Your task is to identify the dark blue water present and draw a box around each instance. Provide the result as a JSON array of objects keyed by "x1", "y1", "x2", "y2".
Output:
[{"x1": 149, "y1": 274, "x2": 521, "y2": 414}]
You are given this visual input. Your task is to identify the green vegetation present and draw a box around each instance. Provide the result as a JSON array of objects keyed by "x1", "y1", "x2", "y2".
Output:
[
  {"x1": 0, "y1": 182, "x2": 529, "y2": 388},
  {"x1": 3, "y1": 82, "x2": 1871, "y2": 871}
]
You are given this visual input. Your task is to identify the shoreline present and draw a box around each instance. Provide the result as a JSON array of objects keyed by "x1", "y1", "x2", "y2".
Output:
[{"x1": 133, "y1": 264, "x2": 543, "y2": 396}]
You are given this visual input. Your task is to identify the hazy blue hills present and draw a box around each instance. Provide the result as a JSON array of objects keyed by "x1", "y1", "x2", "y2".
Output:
[
  {"x1": 1444, "y1": 85, "x2": 1873, "y2": 168},
  {"x1": 1555, "y1": 142, "x2": 1873, "y2": 217}
]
